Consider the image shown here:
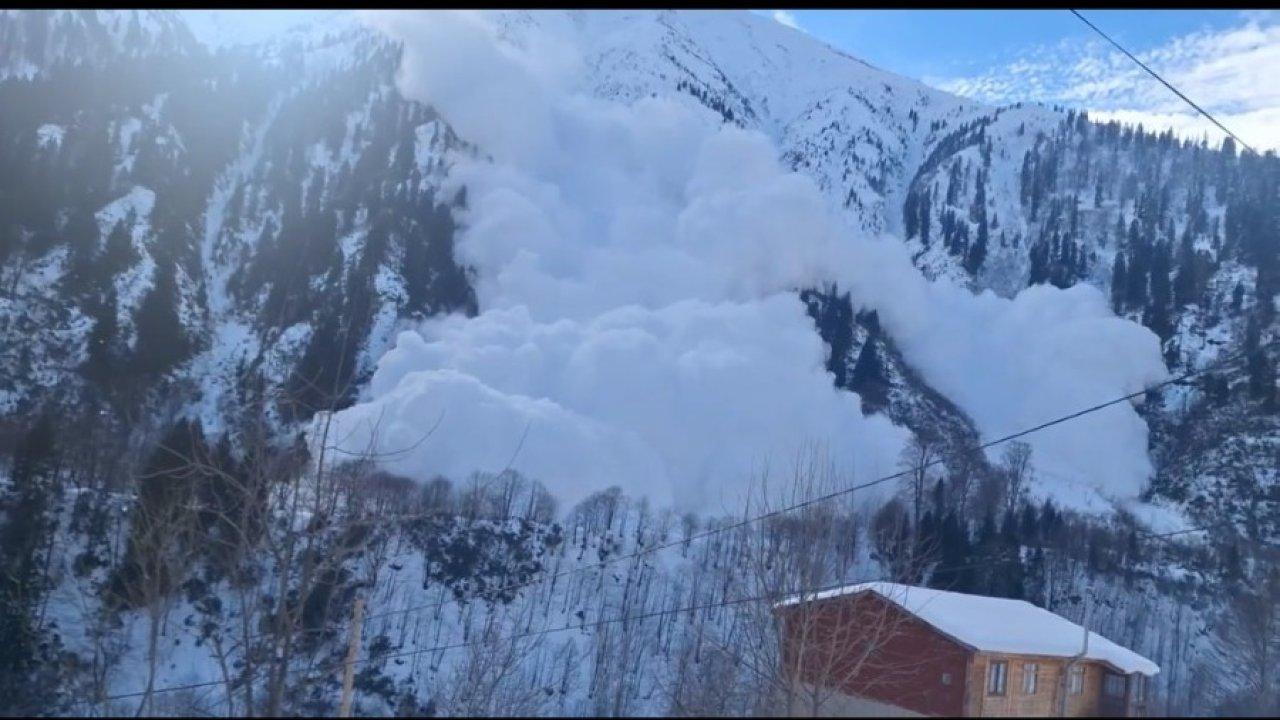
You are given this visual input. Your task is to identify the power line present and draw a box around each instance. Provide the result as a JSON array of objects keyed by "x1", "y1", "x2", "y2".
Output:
[
  {"x1": 1144, "y1": 524, "x2": 1220, "y2": 541},
  {"x1": 1143, "y1": 520, "x2": 1244, "y2": 542},
  {"x1": 1145, "y1": 520, "x2": 1280, "y2": 550},
  {"x1": 180, "y1": 336, "x2": 1280, "y2": 660},
  {"x1": 87, "y1": 515, "x2": 1177, "y2": 707},
  {"x1": 79, "y1": 552, "x2": 1034, "y2": 707},
  {"x1": 1068, "y1": 9, "x2": 1256, "y2": 154},
  {"x1": 78, "y1": 339, "x2": 1278, "y2": 707},
  {"x1": 338, "y1": 336, "x2": 1277, "y2": 630}
]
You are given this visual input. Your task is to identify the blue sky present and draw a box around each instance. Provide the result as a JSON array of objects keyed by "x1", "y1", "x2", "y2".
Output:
[
  {"x1": 761, "y1": 10, "x2": 1253, "y2": 79},
  {"x1": 763, "y1": 9, "x2": 1280, "y2": 151}
]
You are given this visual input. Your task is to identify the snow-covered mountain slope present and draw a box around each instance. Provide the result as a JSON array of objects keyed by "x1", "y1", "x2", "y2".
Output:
[
  {"x1": 0, "y1": 9, "x2": 194, "y2": 79},
  {"x1": 0, "y1": 10, "x2": 475, "y2": 428},
  {"x1": 897, "y1": 106, "x2": 1279, "y2": 539},
  {"x1": 0, "y1": 10, "x2": 1276, "y2": 716},
  {"x1": 1, "y1": 5, "x2": 1272, "y2": 550},
  {"x1": 442, "y1": 9, "x2": 1023, "y2": 240},
  {"x1": 344, "y1": 9, "x2": 1173, "y2": 517},
  {"x1": 1, "y1": 4, "x2": 1272, "y2": 548}
]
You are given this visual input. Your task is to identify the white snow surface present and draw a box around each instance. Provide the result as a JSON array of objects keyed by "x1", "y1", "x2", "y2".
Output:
[{"x1": 778, "y1": 581, "x2": 1161, "y2": 676}]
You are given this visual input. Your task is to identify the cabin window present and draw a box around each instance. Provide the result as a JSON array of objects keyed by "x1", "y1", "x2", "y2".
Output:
[
  {"x1": 1022, "y1": 663, "x2": 1039, "y2": 694},
  {"x1": 1069, "y1": 666, "x2": 1084, "y2": 695},
  {"x1": 941, "y1": 672, "x2": 952, "y2": 686},
  {"x1": 987, "y1": 661, "x2": 1008, "y2": 696},
  {"x1": 1104, "y1": 673, "x2": 1126, "y2": 698}
]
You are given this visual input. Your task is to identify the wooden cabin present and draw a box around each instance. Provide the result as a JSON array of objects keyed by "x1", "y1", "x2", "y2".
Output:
[{"x1": 774, "y1": 582, "x2": 1158, "y2": 717}]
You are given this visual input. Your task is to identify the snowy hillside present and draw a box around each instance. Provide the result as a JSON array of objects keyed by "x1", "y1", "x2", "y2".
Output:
[
  {"x1": 342, "y1": 9, "x2": 1170, "y2": 516},
  {"x1": 0, "y1": 9, "x2": 1276, "y2": 717}
]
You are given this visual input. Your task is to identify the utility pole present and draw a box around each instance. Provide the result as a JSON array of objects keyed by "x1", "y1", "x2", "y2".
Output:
[{"x1": 338, "y1": 595, "x2": 365, "y2": 718}]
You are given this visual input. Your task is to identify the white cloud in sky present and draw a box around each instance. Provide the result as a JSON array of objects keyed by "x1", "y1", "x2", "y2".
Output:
[
  {"x1": 338, "y1": 10, "x2": 1167, "y2": 515},
  {"x1": 932, "y1": 14, "x2": 1280, "y2": 151}
]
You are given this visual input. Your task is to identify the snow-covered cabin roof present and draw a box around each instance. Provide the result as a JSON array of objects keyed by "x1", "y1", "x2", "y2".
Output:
[{"x1": 776, "y1": 582, "x2": 1159, "y2": 676}]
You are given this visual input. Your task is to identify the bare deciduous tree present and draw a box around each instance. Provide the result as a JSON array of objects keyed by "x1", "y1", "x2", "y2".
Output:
[
  {"x1": 433, "y1": 604, "x2": 552, "y2": 717},
  {"x1": 1000, "y1": 441, "x2": 1034, "y2": 514},
  {"x1": 107, "y1": 427, "x2": 205, "y2": 717},
  {"x1": 664, "y1": 445, "x2": 933, "y2": 717},
  {"x1": 898, "y1": 433, "x2": 938, "y2": 532},
  {"x1": 1215, "y1": 562, "x2": 1280, "y2": 714}
]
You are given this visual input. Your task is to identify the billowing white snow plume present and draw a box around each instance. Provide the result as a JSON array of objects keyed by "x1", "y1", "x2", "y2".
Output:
[{"x1": 326, "y1": 10, "x2": 1168, "y2": 513}]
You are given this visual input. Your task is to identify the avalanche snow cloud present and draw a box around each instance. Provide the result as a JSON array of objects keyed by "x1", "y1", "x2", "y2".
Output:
[{"x1": 326, "y1": 10, "x2": 1169, "y2": 513}]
